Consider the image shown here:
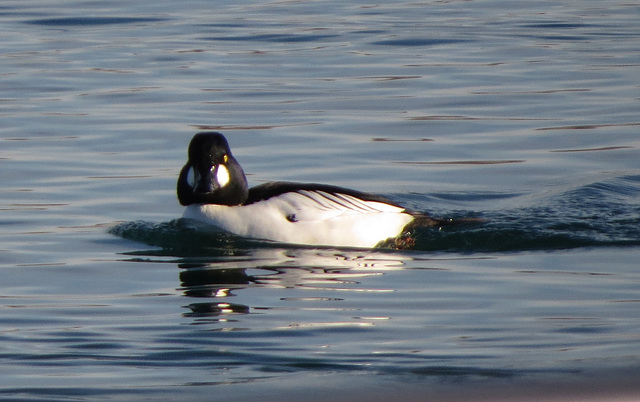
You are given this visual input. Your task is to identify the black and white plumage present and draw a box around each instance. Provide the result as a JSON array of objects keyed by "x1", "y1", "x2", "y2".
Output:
[{"x1": 177, "y1": 132, "x2": 438, "y2": 248}]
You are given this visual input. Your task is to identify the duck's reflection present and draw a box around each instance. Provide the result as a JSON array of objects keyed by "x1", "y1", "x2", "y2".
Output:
[
  {"x1": 178, "y1": 248, "x2": 411, "y2": 320},
  {"x1": 180, "y1": 267, "x2": 255, "y2": 298}
]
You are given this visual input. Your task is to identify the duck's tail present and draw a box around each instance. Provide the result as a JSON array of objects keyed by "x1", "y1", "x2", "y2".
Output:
[
  {"x1": 406, "y1": 213, "x2": 486, "y2": 230},
  {"x1": 380, "y1": 213, "x2": 485, "y2": 250}
]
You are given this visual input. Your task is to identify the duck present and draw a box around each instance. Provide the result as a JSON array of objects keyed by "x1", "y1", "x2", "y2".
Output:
[{"x1": 177, "y1": 131, "x2": 441, "y2": 248}]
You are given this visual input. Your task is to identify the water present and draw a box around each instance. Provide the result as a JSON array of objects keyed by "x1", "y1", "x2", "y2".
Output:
[{"x1": 1, "y1": 0, "x2": 639, "y2": 400}]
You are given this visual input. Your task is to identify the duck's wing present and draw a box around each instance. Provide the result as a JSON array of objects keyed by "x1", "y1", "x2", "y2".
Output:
[
  {"x1": 244, "y1": 182, "x2": 409, "y2": 223},
  {"x1": 245, "y1": 181, "x2": 402, "y2": 208}
]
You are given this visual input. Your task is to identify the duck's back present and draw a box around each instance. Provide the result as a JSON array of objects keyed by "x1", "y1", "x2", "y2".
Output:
[{"x1": 184, "y1": 183, "x2": 415, "y2": 248}]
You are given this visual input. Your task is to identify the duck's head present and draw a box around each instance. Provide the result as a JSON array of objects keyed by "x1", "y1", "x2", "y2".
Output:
[{"x1": 177, "y1": 132, "x2": 249, "y2": 206}]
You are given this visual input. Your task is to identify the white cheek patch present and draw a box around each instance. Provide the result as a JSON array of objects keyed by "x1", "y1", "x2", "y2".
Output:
[
  {"x1": 215, "y1": 164, "x2": 230, "y2": 188},
  {"x1": 186, "y1": 167, "x2": 196, "y2": 188}
]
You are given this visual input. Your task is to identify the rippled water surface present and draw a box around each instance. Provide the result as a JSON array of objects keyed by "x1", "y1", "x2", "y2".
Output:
[{"x1": 2, "y1": 0, "x2": 640, "y2": 400}]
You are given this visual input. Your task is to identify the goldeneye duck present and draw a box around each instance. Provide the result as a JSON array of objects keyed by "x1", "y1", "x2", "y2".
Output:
[{"x1": 177, "y1": 131, "x2": 438, "y2": 248}]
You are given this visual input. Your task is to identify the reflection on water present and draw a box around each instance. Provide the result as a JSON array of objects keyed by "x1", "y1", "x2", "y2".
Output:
[{"x1": 177, "y1": 248, "x2": 409, "y2": 322}]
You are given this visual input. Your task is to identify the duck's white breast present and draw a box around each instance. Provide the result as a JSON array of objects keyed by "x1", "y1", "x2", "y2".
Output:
[{"x1": 182, "y1": 191, "x2": 414, "y2": 248}]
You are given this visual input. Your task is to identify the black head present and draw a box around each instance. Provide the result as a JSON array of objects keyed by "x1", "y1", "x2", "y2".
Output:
[{"x1": 177, "y1": 132, "x2": 249, "y2": 206}]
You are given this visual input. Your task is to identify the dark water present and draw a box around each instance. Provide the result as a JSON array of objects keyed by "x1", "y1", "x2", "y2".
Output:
[{"x1": 2, "y1": 0, "x2": 640, "y2": 400}]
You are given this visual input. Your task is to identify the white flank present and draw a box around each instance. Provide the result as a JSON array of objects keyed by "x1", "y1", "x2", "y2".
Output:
[{"x1": 183, "y1": 191, "x2": 414, "y2": 248}]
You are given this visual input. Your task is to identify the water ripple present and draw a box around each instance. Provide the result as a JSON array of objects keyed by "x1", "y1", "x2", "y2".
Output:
[{"x1": 24, "y1": 16, "x2": 167, "y2": 26}]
